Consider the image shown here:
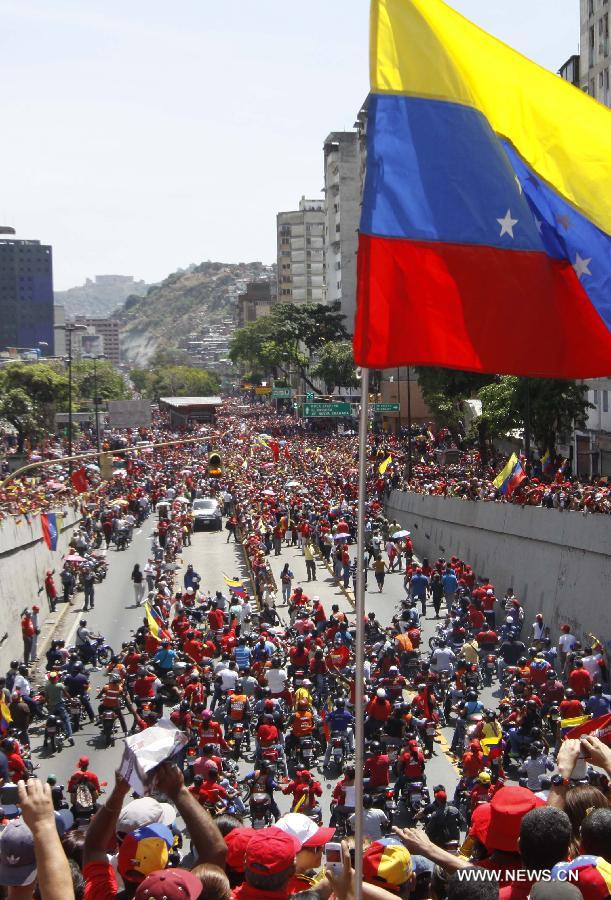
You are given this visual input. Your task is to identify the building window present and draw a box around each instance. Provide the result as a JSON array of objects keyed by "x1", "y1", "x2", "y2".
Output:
[
  {"x1": 590, "y1": 26, "x2": 596, "y2": 66},
  {"x1": 335, "y1": 223, "x2": 341, "y2": 233},
  {"x1": 594, "y1": 389, "x2": 600, "y2": 404},
  {"x1": 337, "y1": 280, "x2": 342, "y2": 290},
  {"x1": 604, "y1": 390, "x2": 609, "y2": 412},
  {"x1": 589, "y1": 0, "x2": 595, "y2": 16}
]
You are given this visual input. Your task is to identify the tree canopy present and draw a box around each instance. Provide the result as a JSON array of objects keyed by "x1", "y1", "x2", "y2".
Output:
[
  {"x1": 0, "y1": 362, "x2": 69, "y2": 450},
  {"x1": 312, "y1": 341, "x2": 358, "y2": 393},
  {"x1": 130, "y1": 365, "x2": 220, "y2": 401},
  {"x1": 229, "y1": 302, "x2": 349, "y2": 392}
]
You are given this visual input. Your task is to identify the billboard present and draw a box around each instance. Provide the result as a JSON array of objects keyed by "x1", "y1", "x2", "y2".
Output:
[{"x1": 107, "y1": 400, "x2": 152, "y2": 428}]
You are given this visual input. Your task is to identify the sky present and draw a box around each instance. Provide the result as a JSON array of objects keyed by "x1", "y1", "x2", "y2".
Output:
[{"x1": 0, "y1": 0, "x2": 580, "y2": 289}]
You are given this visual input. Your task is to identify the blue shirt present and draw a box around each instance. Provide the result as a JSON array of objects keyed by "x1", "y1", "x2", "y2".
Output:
[
  {"x1": 328, "y1": 709, "x2": 354, "y2": 733},
  {"x1": 442, "y1": 572, "x2": 459, "y2": 593},
  {"x1": 154, "y1": 648, "x2": 176, "y2": 671},
  {"x1": 234, "y1": 645, "x2": 252, "y2": 670},
  {"x1": 410, "y1": 574, "x2": 429, "y2": 598},
  {"x1": 586, "y1": 694, "x2": 611, "y2": 717}
]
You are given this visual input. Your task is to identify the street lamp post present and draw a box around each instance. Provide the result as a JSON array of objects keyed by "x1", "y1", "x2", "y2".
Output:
[{"x1": 53, "y1": 323, "x2": 87, "y2": 472}]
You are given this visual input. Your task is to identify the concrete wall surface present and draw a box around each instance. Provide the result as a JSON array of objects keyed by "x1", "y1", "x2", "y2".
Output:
[
  {"x1": 386, "y1": 490, "x2": 611, "y2": 651},
  {"x1": 0, "y1": 508, "x2": 81, "y2": 670}
]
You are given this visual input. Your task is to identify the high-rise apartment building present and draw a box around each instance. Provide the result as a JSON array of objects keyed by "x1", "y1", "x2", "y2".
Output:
[
  {"x1": 73, "y1": 316, "x2": 121, "y2": 365},
  {"x1": 323, "y1": 132, "x2": 361, "y2": 334},
  {"x1": 0, "y1": 238, "x2": 54, "y2": 353},
  {"x1": 581, "y1": 0, "x2": 610, "y2": 106},
  {"x1": 238, "y1": 281, "x2": 276, "y2": 327},
  {"x1": 276, "y1": 197, "x2": 325, "y2": 304}
]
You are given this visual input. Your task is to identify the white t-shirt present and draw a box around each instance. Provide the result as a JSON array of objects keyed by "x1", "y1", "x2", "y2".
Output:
[
  {"x1": 582, "y1": 654, "x2": 602, "y2": 679},
  {"x1": 431, "y1": 648, "x2": 455, "y2": 672},
  {"x1": 558, "y1": 633, "x2": 577, "y2": 653},
  {"x1": 266, "y1": 668, "x2": 288, "y2": 693},
  {"x1": 349, "y1": 808, "x2": 388, "y2": 841},
  {"x1": 219, "y1": 668, "x2": 239, "y2": 691}
]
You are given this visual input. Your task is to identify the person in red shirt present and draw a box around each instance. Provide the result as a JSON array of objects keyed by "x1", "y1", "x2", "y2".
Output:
[
  {"x1": 326, "y1": 640, "x2": 350, "y2": 674},
  {"x1": 364, "y1": 742, "x2": 390, "y2": 788},
  {"x1": 282, "y1": 770, "x2": 322, "y2": 814},
  {"x1": 477, "y1": 628, "x2": 499, "y2": 650},
  {"x1": 183, "y1": 633, "x2": 205, "y2": 664},
  {"x1": 559, "y1": 689, "x2": 585, "y2": 720},
  {"x1": 468, "y1": 604, "x2": 485, "y2": 631},
  {"x1": 208, "y1": 605, "x2": 225, "y2": 632},
  {"x1": 256, "y1": 715, "x2": 279, "y2": 750},
  {"x1": 461, "y1": 741, "x2": 485, "y2": 778},
  {"x1": 394, "y1": 743, "x2": 425, "y2": 799},
  {"x1": 365, "y1": 689, "x2": 392, "y2": 738},
  {"x1": 569, "y1": 659, "x2": 593, "y2": 699},
  {"x1": 21, "y1": 611, "x2": 35, "y2": 667},
  {"x1": 289, "y1": 640, "x2": 310, "y2": 675},
  {"x1": 197, "y1": 767, "x2": 228, "y2": 808},
  {"x1": 67, "y1": 755, "x2": 101, "y2": 803},
  {"x1": 133, "y1": 668, "x2": 157, "y2": 700},
  {"x1": 198, "y1": 710, "x2": 228, "y2": 750},
  {"x1": 184, "y1": 675, "x2": 206, "y2": 707}
]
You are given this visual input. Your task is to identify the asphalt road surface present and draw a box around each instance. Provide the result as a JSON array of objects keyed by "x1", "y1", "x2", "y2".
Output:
[{"x1": 27, "y1": 517, "x2": 500, "y2": 826}]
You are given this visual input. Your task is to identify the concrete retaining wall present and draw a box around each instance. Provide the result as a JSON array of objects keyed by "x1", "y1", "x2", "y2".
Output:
[
  {"x1": 386, "y1": 491, "x2": 611, "y2": 651},
  {"x1": 0, "y1": 508, "x2": 81, "y2": 670}
]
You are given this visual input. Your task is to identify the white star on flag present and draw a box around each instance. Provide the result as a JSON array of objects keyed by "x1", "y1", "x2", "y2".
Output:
[
  {"x1": 514, "y1": 175, "x2": 523, "y2": 195},
  {"x1": 497, "y1": 209, "x2": 518, "y2": 238},
  {"x1": 573, "y1": 253, "x2": 592, "y2": 280}
]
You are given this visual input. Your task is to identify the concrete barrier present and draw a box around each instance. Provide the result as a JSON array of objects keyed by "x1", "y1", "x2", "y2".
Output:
[
  {"x1": 0, "y1": 508, "x2": 81, "y2": 670},
  {"x1": 386, "y1": 491, "x2": 611, "y2": 652}
]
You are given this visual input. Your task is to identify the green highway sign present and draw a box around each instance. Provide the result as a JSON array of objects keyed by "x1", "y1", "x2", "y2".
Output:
[
  {"x1": 303, "y1": 402, "x2": 352, "y2": 418},
  {"x1": 306, "y1": 391, "x2": 315, "y2": 401},
  {"x1": 272, "y1": 387, "x2": 293, "y2": 399},
  {"x1": 372, "y1": 402, "x2": 400, "y2": 412}
]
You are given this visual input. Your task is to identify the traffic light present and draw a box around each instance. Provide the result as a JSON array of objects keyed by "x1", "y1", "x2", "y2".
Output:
[{"x1": 99, "y1": 452, "x2": 113, "y2": 480}]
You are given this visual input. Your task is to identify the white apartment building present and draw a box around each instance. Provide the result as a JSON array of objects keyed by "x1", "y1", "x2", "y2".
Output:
[
  {"x1": 574, "y1": 379, "x2": 611, "y2": 477},
  {"x1": 276, "y1": 197, "x2": 325, "y2": 304},
  {"x1": 581, "y1": 0, "x2": 610, "y2": 105},
  {"x1": 323, "y1": 132, "x2": 361, "y2": 334}
]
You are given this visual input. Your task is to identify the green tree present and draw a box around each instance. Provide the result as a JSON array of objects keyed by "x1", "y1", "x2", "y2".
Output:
[
  {"x1": 415, "y1": 367, "x2": 494, "y2": 432},
  {"x1": 229, "y1": 302, "x2": 348, "y2": 392},
  {"x1": 477, "y1": 376, "x2": 591, "y2": 455},
  {"x1": 0, "y1": 388, "x2": 42, "y2": 452},
  {"x1": 312, "y1": 341, "x2": 358, "y2": 393},
  {"x1": 129, "y1": 365, "x2": 220, "y2": 401},
  {"x1": 0, "y1": 363, "x2": 70, "y2": 448},
  {"x1": 72, "y1": 360, "x2": 130, "y2": 403},
  {"x1": 148, "y1": 348, "x2": 192, "y2": 368}
]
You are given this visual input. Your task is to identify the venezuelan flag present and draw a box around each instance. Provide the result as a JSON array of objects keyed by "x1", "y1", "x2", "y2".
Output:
[
  {"x1": 144, "y1": 602, "x2": 171, "y2": 641},
  {"x1": 541, "y1": 449, "x2": 554, "y2": 475},
  {"x1": 378, "y1": 454, "x2": 392, "y2": 474},
  {"x1": 0, "y1": 701, "x2": 12, "y2": 734},
  {"x1": 354, "y1": 0, "x2": 611, "y2": 378},
  {"x1": 493, "y1": 454, "x2": 521, "y2": 495}
]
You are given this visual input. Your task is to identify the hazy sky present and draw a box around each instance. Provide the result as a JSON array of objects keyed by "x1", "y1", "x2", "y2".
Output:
[{"x1": 0, "y1": 0, "x2": 579, "y2": 289}]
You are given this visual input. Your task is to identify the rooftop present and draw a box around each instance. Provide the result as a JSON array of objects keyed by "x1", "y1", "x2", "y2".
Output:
[{"x1": 159, "y1": 396, "x2": 222, "y2": 408}]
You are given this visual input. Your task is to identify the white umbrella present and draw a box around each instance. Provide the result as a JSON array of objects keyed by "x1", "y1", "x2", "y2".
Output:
[
  {"x1": 285, "y1": 480, "x2": 302, "y2": 488},
  {"x1": 392, "y1": 529, "x2": 411, "y2": 539},
  {"x1": 334, "y1": 532, "x2": 351, "y2": 541},
  {"x1": 263, "y1": 489, "x2": 275, "y2": 496}
]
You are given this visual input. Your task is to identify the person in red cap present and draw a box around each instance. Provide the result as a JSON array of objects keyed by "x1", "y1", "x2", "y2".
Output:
[
  {"x1": 232, "y1": 826, "x2": 300, "y2": 900},
  {"x1": 68, "y1": 756, "x2": 101, "y2": 816},
  {"x1": 135, "y1": 869, "x2": 203, "y2": 900}
]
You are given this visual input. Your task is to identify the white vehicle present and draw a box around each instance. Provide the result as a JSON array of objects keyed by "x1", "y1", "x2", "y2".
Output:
[{"x1": 192, "y1": 498, "x2": 222, "y2": 531}]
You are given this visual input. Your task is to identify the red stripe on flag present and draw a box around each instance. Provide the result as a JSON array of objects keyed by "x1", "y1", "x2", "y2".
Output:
[
  {"x1": 566, "y1": 712, "x2": 611, "y2": 743},
  {"x1": 354, "y1": 234, "x2": 611, "y2": 378}
]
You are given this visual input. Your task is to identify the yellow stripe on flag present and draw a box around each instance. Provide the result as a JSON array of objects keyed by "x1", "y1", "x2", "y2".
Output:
[
  {"x1": 493, "y1": 453, "x2": 518, "y2": 490},
  {"x1": 144, "y1": 602, "x2": 160, "y2": 640},
  {"x1": 378, "y1": 454, "x2": 392, "y2": 474},
  {"x1": 223, "y1": 574, "x2": 244, "y2": 588},
  {"x1": 370, "y1": 0, "x2": 611, "y2": 235},
  {"x1": 561, "y1": 715, "x2": 590, "y2": 730}
]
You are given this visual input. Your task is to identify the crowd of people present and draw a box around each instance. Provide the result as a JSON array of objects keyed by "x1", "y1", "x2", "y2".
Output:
[{"x1": 0, "y1": 400, "x2": 611, "y2": 900}]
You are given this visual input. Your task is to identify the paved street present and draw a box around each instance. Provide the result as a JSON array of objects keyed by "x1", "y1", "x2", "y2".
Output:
[{"x1": 27, "y1": 512, "x2": 500, "y2": 827}]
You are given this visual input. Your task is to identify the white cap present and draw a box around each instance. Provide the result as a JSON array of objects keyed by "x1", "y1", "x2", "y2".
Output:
[
  {"x1": 486, "y1": 589, "x2": 493, "y2": 595},
  {"x1": 275, "y1": 812, "x2": 336, "y2": 848},
  {"x1": 376, "y1": 688, "x2": 387, "y2": 699},
  {"x1": 116, "y1": 797, "x2": 176, "y2": 835}
]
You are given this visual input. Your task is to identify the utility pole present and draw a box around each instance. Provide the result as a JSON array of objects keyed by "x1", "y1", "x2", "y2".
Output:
[{"x1": 407, "y1": 367, "x2": 413, "y2": 480}]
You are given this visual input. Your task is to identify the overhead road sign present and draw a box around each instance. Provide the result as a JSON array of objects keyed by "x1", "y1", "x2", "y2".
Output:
[{"x1": 303, "y1": 402, "x2": 352, "y2": 418}]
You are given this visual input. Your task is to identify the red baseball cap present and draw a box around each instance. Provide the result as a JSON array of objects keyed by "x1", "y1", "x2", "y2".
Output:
[
  {"x1": 245, "y1": 826, "x2": 300, "y2": 875},
  {"x1": 134, "y1": 868, "x2": 201, "y2": 900},
  {"x1": 469, "y1": 786, "x2": 545, "y2": 853},
  {"x1": 224, "y1": 827, "x2": 257, "y2": 872},
  {"x1": 78, "y1": 756, "x2": 89, "y2": 768}
]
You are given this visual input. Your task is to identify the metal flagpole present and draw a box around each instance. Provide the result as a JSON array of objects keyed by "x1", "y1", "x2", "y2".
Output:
[{"x1": 354, "y1": 366, "x2": 369, "y2": 900}]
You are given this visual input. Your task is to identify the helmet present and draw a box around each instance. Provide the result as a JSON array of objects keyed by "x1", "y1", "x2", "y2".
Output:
[
  {"x1": 368, "y1": 742, "x2": 382, "y2": 756},
  {"x1": 376, "y1": 688, "x2": 387, "y2": 699},
  {"x1": 201, "y1": 710, "x2": 212, "y2": 721},
  {"x1": 72, "y1": 661, "x2": 84, "y2": 673},
  {"x1": 335, "y1": 699, "x2": 346, "y2": 709},
  {"x1": 297, "y1": 700, "x2": 308, "y2": 711},
  {"x1": 466, "y1": 690, "x2": 478, "y2": 701},
  {"x1": 79, "y1": 619, "x2": 87, "y2": 626},
  {"x1": 109, "y1": 673, "x2": 121, "y2": 683},
  {"x1": 478, "y1": 771, "x2": 492, "y2": 784},
  {"x1": 48, "y1": 671, "x2": 59, "y2": 682}
]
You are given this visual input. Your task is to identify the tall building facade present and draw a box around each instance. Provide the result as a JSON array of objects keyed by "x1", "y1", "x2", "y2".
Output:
[
  {"x1": 323, "y1": 132, "x2": 361, "y2": 334},
  {"x1": 0, "y1": 238, "x2": 54, "y2": 353},
  {"x1": 276, "y1": 197, "x2": 325, "y2": 304},
  {"x1": 73, "y1": 316, "x2": 121, "y2": 365},
  {"x1": 238, "y1": 281, "x2": 276, "y2": 327},
  {"x1": 581, "y1": 0, "x2": 610, "y2": 105}
]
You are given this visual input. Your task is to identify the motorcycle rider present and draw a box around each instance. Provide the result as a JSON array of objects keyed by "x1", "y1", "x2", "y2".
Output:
[
  {"x1": 75, "y1": 619, "x2": 98, "y2": 669},
  {"x1": 242, "y1": 760, "x2": 280, "y2": 820},
  {"x1": 96, "y1": 672, "x2": 129, "y2": 737},
  {"x1": 42, "y1": 671, "x2": 75, "y2": 747},
  {"x1": 224, "y1": 680, "x2": 252, "y2": 750},
  {"x1": 363, "y1": 741, "x2": 391, "y2": 790},
  {"x1": 286, "y1": 700, "x2": 318, "y2": 761},
  {"x1": 394, "y1": 740, "x2": 426, "y2": 801},
  {"x1": 67, "y1": 756, "x2": 101, "y2": 815},
  {"x1": 64, "y1": 661, "x2": 96, "y2": 724},
  {"x1": 282, "y1": 769, "x2": 323, "y2": 818},
  {"x1": 323, "y1": 699, "x2": 354, "y2": 768}
]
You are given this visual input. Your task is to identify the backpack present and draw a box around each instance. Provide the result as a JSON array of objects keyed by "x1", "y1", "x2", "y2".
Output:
[{"x1": 73, "y1": 779, "x2": 94, "y2": 815}]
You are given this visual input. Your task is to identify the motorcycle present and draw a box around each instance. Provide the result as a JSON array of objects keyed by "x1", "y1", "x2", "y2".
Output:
[
  {"x1": 229, "y1": 722, "x2": 247, "y2": 760},
  {"x1": 43, "y1": 715, "x2": 64, "y2": 754},
  {"x1": 100, "y1": 709, "x2": 117, "y2": 747},
  {"x1": 483, "y1": 655, "x2": 496, "y2": 687},
  {"x1": 422, "y1": 720, "x2": 437, "y2": 757},
  {"x1": 115, "y1": 529, "x2": 129, "y2": 551},
  {"x1": 296, "y1": 734, "x2": 319, "y2": 767},
  {"x1": 329, "y1": 734, "x2": 348, "y2": 771},
  {"x1": 68, "y1": 697, "x2": 84, "y2": 733},
  {"x1": 371, "y1": 786, "x2": 396, "y2": 829},
  {"x1": 248, "y1": 792, "x2": 275, "y2": 829},
  {"x1": 398, "y1": 780, "x2": 429, "y2": 820}
]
